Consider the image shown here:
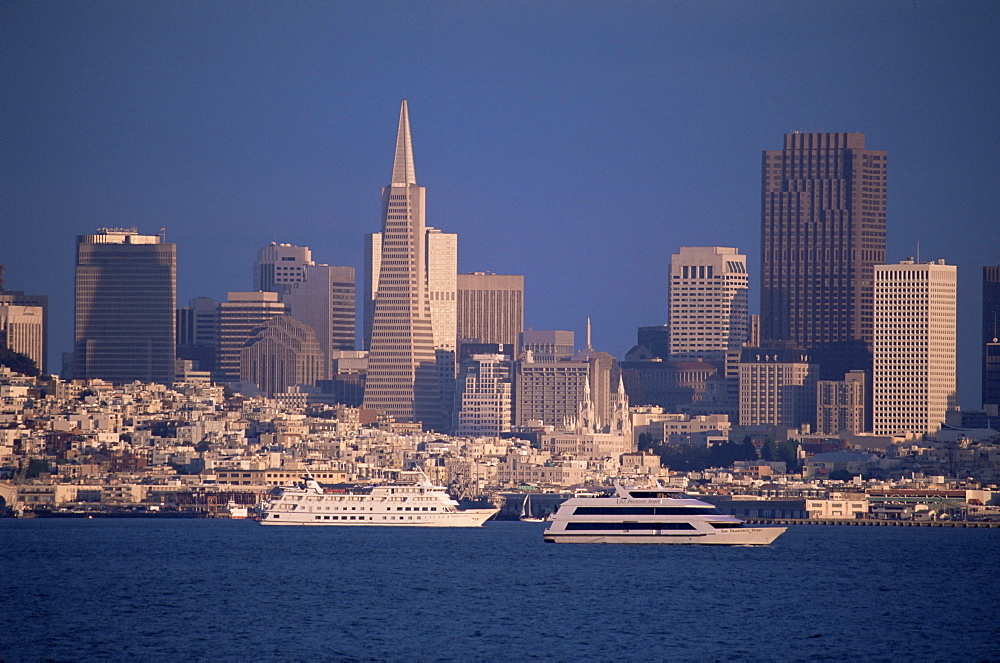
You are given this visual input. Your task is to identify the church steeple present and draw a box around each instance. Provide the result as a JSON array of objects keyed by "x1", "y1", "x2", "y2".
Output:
[{"x1": 390, "y1": 100, "x2": 417, "y2": 186}]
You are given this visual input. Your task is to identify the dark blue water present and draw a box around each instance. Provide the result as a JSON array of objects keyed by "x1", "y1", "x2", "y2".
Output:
[{"x1": 2, "y1": 520, "x2": 998, "y2": 662}]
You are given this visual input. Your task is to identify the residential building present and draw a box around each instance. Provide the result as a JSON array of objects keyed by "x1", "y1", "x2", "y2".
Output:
[
  {"x1": 74, "y1": 228, "x2": 176, "y2": 384},
  {"x1": 738, "y1": 344, "x2": 818, "y2": 429},
  {"x1": 873, "y1": 259, "x2": 957, "y2": 436},
  {"x1": 816, "y1": 370, "x2": 867, "y2": 435},
  {"x1": 760, "y1": 132, "x2": 886, "y2": 380},
  {"x1": 453, "y1": 353, "x2": 513, "y2": 436}
]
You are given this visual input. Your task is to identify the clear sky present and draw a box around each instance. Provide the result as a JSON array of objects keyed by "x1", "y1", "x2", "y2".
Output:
[{"x1": 2, "y1": 1, "x2": 997, "y2": 407}]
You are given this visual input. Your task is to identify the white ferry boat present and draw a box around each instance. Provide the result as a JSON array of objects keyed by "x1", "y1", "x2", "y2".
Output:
[
  {"x1": 542, "y1": 485, "x2": 786, "y2": 545},
  {"x1": 258, "y1": 472, "x2": 498, "y2": 527}
]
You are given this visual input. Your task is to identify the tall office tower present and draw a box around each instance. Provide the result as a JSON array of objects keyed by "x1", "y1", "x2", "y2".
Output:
[
  {"x1": 240, "y1": 316, "x2": 325, "y2": 397},
  {"x1": 0, "y1": 304, "x2": 44, "y2": 373},
  {"x1": 514, "y1": 355, "x2": 591, "y2": 428},
  {"x1": 668, "y1": 246, "x2": 748, "y2": 362},
  {"x1": 519, "y1": 330, "x2": 575, "y2": 362},
  {"x1": 738, "y1": 345, "x2": 818, "y2": 429},
  {"x1": 747, "y1": 314, "x2": 760, "y2": 349},
  {"x1": 873, "y1": 260, "x2": 957, "y2": 435},
  {"x1": 761, "y1": 132, "x2": 886, "y2": 380},
  {"x1": 254, "y1": 243, "x2": 314, "y2": 293},
  {"x1": 74, "y1": 228, "x2": 176, "y2": 385},
  {"x1": 282, "y1": 264, "x2": 356, "y2": 375},
  {"x1": 453, "y1": 353, "x2": 514, "y2": 436},
  {"x1": 983, "y1": 266, "x2": 1000, "y2": 408},
  {"x1": 177, "y1": 297, "x2": 217, "y2": 372},
  {"x1": 215, "y1": 292, "x2": 286, "y2": 383},
  {"x1": 816, "y1": 370, "x2": 867, "y2": 435},
  {"x1": 363, "y1": 101, "x2": 442, "y2": 429},
  {"x1": 362, "y1": 232, "x2": 382, "y2": 351},
  {"x1": 0, "y1": 286, "x2": 48, "y2": 374},
  {"x1": 456, "y1": 272, "x2": 524, "y2": 346}
]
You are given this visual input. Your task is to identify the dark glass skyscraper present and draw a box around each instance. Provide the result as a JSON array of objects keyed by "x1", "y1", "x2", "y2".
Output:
[
  {"x1": 74, "y1": 228, "x2": 176, "y2": 384},
  {"x1": 983, "y1": 266, "x2": 1000, "y2": 408},
  {"x1": 760, "y1": 132, "x2": 886, "y2": 379}
]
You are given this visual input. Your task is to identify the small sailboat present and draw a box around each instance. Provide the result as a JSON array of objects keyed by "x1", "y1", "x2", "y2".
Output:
[{"x1": 520, "y1": 493, "x2": 546, "y2": 522}]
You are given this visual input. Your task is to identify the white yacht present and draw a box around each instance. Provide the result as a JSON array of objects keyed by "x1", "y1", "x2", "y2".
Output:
[
  {"x1": 542, "y1": 485, "x2": 786, "y2": 545},
  {"x1": 258, "y1": 472, "x2": 498, "y2": 527}
]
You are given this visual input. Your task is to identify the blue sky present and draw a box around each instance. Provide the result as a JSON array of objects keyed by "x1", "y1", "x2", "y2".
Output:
[{"x1": 2, "y1": 1, "x2": 997, "y2": 407}]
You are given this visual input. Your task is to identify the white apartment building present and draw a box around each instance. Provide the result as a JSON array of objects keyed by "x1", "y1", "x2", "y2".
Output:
[
  {"x1": 453, "y1": 354, "x2": 513, "y2": 436},
  {"x1": 254, "y1": 243, "x2": 313, "y2": 293},
  {"x1": 873, "y1": 259, "x2": 957, "y2": 435},
  {"x1": 668, "y1": 246, "x2": 748, "y2": 363}
]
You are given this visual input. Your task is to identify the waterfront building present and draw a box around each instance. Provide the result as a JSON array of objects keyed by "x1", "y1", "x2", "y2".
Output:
[
  {"x1": 873, "y1": 259, "x2": 957, "y2": 436},
  {"x1": 363, "y1": 100, "x2": 442, "y2": 430},
  {"x1": 177, "y1": 297, "x2": 217, "y2": 372},
  {"x1": 240, "y1": 316, "x2": 325, "y2": 397},
  {"x1": 983, "y1": 266, "x2": 1000, "y2": 408},
  {"x1": 74, "y1": 228, "x2": 176, "y2": 384},
  {"x1": 254, "y1": 243, "x2": 313, "y2": 294},
  {"x1": 453, "y1": 353, "x2": 513, "y2": 436},
  {"x1": 456, "y1": 272, "x2": 524, "y2": 347},
  {"x1": 738, "y1": 344, "x2": 818, "y2": 429},
  {"x1": 215, "y1": 292, "x2": 286, "y2": 383},
  {"x1": 816, "y1": 370, "x2": 867, "y2": 435},
  {"x1": 760, "y1": 132, "x2": 886, "y2": 380}
]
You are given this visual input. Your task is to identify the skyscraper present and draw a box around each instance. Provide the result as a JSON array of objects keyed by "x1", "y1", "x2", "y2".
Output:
[
  {"x1": 668, "y1": 246, "x2": 748, "y2": 363},
  {"x1": 983, "y1": 266, "x2": 1000, "y2": 408},
  {"x1": 215, "y1": 291, "x2": 286, "y2": 383},
  {"x1": 282, "y1": 263, "x2": 357, "y2": 373},
  {"x1": 456, "y1": 272, "x2": 524, "y2": 347},
  {"x1": 254, "y1": 243, "x2": 313, "y2": 293},
  {"x1": 760, "y1": 132, "x2": 886, "y2": 379},
  {"x1": 873, "y1": 260, "x2": 957, "y2": 436},
  {"x1": 0, "y1": 284, "x2": 47, "y2": 374},
  {"x1": 74, "y1": 228, "x2": 176, "y2": 384},
  {"x1": 363, "y1": 101, "x2": 441, "y2": 429}
]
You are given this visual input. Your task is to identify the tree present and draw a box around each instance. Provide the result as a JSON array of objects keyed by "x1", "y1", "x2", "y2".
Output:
[{"x1": 0, "y1": 346, "x2": 39, "y2": 377}]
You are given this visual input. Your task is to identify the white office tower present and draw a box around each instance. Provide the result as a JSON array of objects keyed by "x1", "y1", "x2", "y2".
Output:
[
  {"x1": 456, "y1": 272, "x2": 524, "y2": 346},
  {"x1": 0, "y1": 303, "x2": 44, "y2": 373},
  {"x1": 282, "y1": 264, "x2": 356, "y2": 376},
  {"x1": 453, "y1": 353, "x2": 513, "y2": 436},
  {"x1": 873, "y1": 260, "x2": 957, "y2": 436},
  {"x1": 363, "y1": 101, "x2": 442, "y2": 430},
  {"x1": 668, "y1": 247, "x2": 748, "y2": 362},
  {"x1": 254, "y1": 243, "x2": 314, "y2": 294}
]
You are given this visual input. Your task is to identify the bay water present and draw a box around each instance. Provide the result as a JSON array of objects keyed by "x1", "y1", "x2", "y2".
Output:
[{"x1": 2, "y1": 519, "x2": 997, "y2": 661}]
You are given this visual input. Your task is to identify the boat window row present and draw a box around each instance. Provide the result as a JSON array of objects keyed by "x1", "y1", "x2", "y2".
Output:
[
  {"x1": 571, "y1": 506, "x2": 718, "y2": 515},
  {"x1": 626, "y1": 491, "x2": 690, "y2": 499},
  {"x1": 564, "y1": 522, "x2": 697, "y2": 531}
]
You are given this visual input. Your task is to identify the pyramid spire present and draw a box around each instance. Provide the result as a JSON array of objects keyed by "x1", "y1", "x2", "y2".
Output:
[{"x1": 390, "y1": 100, "x2": 417, "y2": 186}]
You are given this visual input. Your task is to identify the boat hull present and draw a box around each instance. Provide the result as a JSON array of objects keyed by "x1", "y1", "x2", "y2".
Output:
[
  {"x1": 543, "y1": 526, "x2": 786, "y2": 545},
  {"x1": 259, "y1": 507, "x2": 498, "y2": 527}
]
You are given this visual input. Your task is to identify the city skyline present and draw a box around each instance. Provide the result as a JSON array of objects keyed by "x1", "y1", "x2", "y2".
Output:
[{"x1": 2, "y1": 2, "x2": 997, "y2": 407}]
